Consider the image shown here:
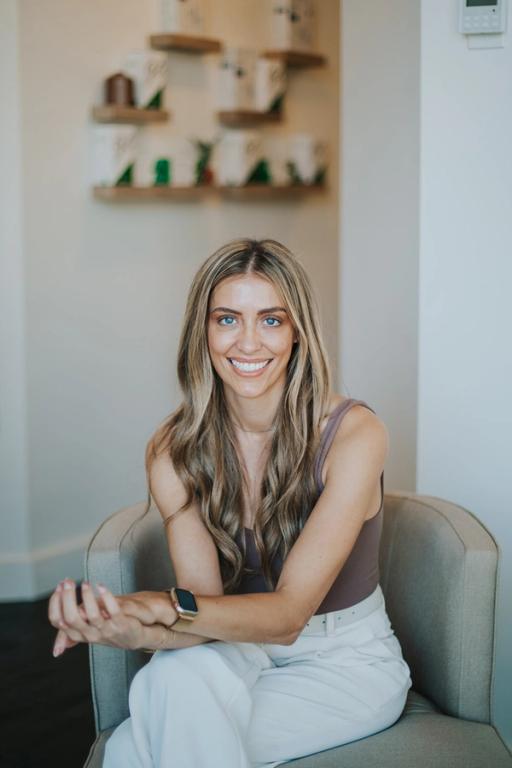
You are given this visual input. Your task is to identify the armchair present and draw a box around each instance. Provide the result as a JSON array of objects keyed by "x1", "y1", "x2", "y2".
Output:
[{"x1": 83, "y1": 492, "x2": 512, "y2": 767}]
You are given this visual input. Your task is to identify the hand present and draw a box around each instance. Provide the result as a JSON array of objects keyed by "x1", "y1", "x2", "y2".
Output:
[
  {"x1": 110, "y1": 590, "x2": 177, "y2": 627},
  {"x1": 48, "y1": 579, "x2": 146, "y2": 657},
  {"x1": 115, "y1": 590, "x2": 178, "y2": 628}
]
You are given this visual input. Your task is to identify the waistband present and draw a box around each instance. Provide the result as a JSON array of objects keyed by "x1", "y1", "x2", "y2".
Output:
[{"x1": 300, "y1": 584, "x2": 384, "y2": 636}]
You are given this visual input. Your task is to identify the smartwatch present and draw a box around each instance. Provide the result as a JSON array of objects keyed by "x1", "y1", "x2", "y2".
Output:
[
  {"x1": 139, "y1": 588, "x2": 198, "y2": 653},
  {"x1": 166, "y1": 587, "x2": 198, "y2": 623}
]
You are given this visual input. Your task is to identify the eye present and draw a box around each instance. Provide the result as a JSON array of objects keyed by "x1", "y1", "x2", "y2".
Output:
[
  {"x1": 217, "y1": 315, "x2": 236, "y2": 326},
  {"x1": 264, "y1": 316, "x2": 281, "y2": 327}
]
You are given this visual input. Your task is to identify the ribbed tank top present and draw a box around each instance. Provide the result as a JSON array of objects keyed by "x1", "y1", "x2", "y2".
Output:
[{"x1": 234, "y1": 398, "x2": 384, "y2": 613}]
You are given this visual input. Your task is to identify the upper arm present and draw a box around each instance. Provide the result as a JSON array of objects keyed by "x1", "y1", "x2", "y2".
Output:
[
  {"x1": 274, "y1": 407, "x2": 389, "y2": 636},
  {"x1": 147, "y1": 446, "x2": 224, "y2": 596}
]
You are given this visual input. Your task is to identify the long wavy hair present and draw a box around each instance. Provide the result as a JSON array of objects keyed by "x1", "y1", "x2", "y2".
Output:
[{"x1": 145, "y1": 238, "x2": 332, "y2": 594}]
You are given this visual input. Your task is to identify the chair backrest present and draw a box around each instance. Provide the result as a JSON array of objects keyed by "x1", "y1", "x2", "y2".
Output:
[
  {"x1": 379, "y1": 491, "x2": 499, "y2": 724},
  {"x1": 85, "y1": 492, "x2": 499, "y2": 733}
]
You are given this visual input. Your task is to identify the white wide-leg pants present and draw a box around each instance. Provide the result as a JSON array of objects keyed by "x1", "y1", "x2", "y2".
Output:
[{"x1": 103, "y1": 584, "x2": 412, "y2": 768}]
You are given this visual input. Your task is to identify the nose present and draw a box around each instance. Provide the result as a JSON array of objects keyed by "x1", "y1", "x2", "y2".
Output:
[{"x1": 237, "y1": 322, "x2": 261, "y2": 354}]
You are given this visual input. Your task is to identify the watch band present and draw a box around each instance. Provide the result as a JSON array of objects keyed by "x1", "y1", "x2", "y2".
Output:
[{"x1": 139, "y1": 587, "x2": 198, "y2": 654}]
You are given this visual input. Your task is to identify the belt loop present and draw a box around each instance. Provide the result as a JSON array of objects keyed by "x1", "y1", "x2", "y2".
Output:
[{"x1": 325, "y1": 612, "x2": 335, "y2": 636}]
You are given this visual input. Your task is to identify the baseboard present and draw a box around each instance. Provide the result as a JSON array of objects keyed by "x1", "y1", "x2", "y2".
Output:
[{"x1": 0, "y1": 532, "x2": 91, "y2": 601}]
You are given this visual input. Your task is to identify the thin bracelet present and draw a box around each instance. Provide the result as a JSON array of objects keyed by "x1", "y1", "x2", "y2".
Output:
[{"x1": 140, "y1": 624, "x2": 172, "y2": 655}]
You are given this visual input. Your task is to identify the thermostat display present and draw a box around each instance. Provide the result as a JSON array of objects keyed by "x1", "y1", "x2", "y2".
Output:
[{"x1": 459, "y1": 0, "x2": 507, "y2": 33}]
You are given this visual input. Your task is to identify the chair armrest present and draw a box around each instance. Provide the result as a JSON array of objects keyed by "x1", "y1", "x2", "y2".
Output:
[
  {"x1": 380, "y1": 491, "x2": 499, "y2": 724},
  {"x1": 84, "y1": 501, "x2": 176, "y2": 733}
]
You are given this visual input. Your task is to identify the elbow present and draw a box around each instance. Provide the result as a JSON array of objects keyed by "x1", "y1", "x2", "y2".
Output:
[
  {"x1": 282, "y1": 630, "x2": 299, "y2": 646},
  {"x1": 282, "y1": 623, "x2": 303, "y2": 645},
  {"x1": 266, "y1": 617, "x2": 302, "y2": 646},
  {"x1": 282, "y1": 615, "x2": 307, "y2": 645},
  {"x1": 267, "y1": 623, "x2": 299, "y2": 646},
  {"x1": 275, "y1": 591, "x2": 308, "y2": 645}
]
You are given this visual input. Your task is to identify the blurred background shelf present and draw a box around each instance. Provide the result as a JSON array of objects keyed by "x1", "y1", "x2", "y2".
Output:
[
  {"x1": 93, "y1": 184, "x2": 326, "y2": 201},
  {"x1": 91, "y1": 106, "x2": 170, "y2": 124},
  {"x1": 149, "y1": 33, "x2": 222, "y2": 53},
  {"x1": 217, "y1": 110, "x2": 283, "y2": 128},
  {"x1": 216, "y1": 183, "x2": 326, "y2": 200},
  {"x1": 263, "y1": 50, "x2": 327, "y2": 68},
  {"x1": 93, "y1": 185, "x2": 213, "y2": 201}
]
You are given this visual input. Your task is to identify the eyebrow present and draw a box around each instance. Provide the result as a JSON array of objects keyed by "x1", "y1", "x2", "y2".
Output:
[{"x1": 209, "y1": 306, "x2": 288, "y2": 315}]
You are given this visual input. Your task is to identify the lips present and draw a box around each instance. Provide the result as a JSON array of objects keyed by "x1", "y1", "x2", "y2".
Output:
[
  {"x1": 229, "y1": 358, "x2": 272, "y2": 364},
  {"x1": 228, "y1": 358, "x2": 273, "y2": 374}
]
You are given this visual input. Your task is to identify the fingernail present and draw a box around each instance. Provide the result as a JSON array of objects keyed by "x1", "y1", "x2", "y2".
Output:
[
  {"x1": 82, "y1": 581, "x2": 89, "y2": 589},
  {"x1": 53, "y1": 645, "x2": 63, "y2": 657},
  {"x1": 97, "y1": 584, "x2": 106, "y2": 594},
  {"x1": 56, "y1": 583, "x2": 62, "y2": 592},
  {"x1": 63, "y1": 581, "x2": 73, "y2": 590}
]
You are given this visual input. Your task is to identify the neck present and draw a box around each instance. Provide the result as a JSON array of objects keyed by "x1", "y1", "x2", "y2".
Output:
[{"x1": 224, "y1": 387, "x2": 282, "y2": 434}]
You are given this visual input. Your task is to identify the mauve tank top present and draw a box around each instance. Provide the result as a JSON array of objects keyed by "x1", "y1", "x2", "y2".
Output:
[{"x1": 234, "y1": 398, "x2": 384, "y2": 613}]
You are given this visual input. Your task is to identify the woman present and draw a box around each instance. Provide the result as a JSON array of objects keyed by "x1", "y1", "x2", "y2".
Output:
[{"x1": 49, "y1": 238, "x2": 412, "y2": 767}]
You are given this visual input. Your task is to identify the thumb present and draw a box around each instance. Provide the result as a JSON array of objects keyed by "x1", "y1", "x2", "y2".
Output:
[{"x1": 53, "y1": 628, "x2": 78, "y2": 657}]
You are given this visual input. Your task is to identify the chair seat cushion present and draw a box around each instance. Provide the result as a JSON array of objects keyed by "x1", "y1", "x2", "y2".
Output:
[
  {"x1": 286, "y1": 690, "x2": 512, "y2": 768},
  {"x1": 83, "y1": 690, "x2": 512, "y2": 768}
]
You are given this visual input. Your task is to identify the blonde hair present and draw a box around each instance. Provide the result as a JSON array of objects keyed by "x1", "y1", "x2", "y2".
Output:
[{"x1": 146, "y1": 238, "x2": 332, "y2": 593}]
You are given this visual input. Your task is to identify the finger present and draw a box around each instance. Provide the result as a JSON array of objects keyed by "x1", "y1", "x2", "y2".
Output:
[
  {"x1": 48, "y1": 581, "x2": 67, "y2": 629},
  {"x1": 81, "y1": 582, "x2": 105, "y2": 628},
  {"x1": 56, "y1": 620, "x2": 87, "y2": 643},
  {"x1": 77, "y1": 603, "x2": 110, "y2": 622},
  {"x1": 61, "y1": 579, "x2": 94, "y2": 635},
  {"x1": 96, "y1": 584, "x2": 122, "y2": 617},
  {"x1": 49, "y1": 581, "x2": 76, "y2": 633},
  {"x1": 52, "y1": 628, "x2": 79, "y2": 657}
]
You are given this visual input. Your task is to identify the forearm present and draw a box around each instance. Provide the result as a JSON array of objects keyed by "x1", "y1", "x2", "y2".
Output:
[
  {"x1": 157, "y1": 590, "x2": 299, "y2": 645},
  {"x1": 138, "y1": 622, "x2": 216, "y2": 652}
]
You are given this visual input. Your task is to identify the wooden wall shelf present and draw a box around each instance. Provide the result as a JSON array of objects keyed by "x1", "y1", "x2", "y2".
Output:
[
  {"x1": 149, "y1": 33, "x2": 222, "y2": 53},
  {"x1": 217, "y1": 183, "x2": 326, "y2": 200},
  {"x1": 93, "y1": 184, "x2": 326, "y2": 201},
  {"x1": 263, "y1": 50, "x2": 327, "y2": 68},
  {"x1": 93, "y1": 185, "x2": 212, "y2": 201},
  {"x1": 217, "y1": 110, "x2": 282, "y2": 128},
  {"x1": 91, "y1": 106, "x2": 170, "y2": 124}
]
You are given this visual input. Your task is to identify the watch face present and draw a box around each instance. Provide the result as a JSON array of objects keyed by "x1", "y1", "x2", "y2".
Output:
[{"x1": 174, "y1": 587, "x2": 198, "y2": 613}]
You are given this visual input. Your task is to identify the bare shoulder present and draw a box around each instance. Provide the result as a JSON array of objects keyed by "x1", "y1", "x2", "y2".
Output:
[
  {"x1": 329, "y1": 399, "x2": 389, "y2": 462},
  {"x1": 321, "y1": 396, "x2": 389, "y2": 492}
]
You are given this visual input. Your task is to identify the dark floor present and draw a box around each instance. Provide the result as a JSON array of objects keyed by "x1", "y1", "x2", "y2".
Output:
[{"x1": 0, "y1": 589, "x2": 95, "y2": 768}]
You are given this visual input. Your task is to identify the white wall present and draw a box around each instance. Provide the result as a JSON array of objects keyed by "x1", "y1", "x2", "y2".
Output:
[
  {"x1": 340, "y1": 0, "x2": 420, "y2": 491},
  {"x1": 0, "y1": 0, "x2": 340, "y2": 600},
  {"x1": 341, "y1": 0, "x2": 512, "y2": 749},
  {"x1": 418, "y1": 0, "x2": 512, "y2": 748},
  {"x1": 0, "y1": 1, "x2": 32, "y2": 593}
]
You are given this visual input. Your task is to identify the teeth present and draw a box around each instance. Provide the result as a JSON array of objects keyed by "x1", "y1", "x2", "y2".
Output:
[{"x1": 230, "y1": 359, "x2": 270, "y2": 372}]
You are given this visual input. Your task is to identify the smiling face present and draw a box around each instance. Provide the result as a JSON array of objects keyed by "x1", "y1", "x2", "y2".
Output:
[{"x1": 207, "y1": 272, "x2": 298, "y2": 402}]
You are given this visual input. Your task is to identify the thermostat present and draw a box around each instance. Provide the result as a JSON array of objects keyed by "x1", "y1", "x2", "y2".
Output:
[{"x1": 459, "y1": 0, "x2": 507, "y2": 34}]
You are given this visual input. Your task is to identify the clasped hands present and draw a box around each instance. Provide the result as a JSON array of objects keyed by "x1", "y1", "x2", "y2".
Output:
[{"x1": 48, "y1": 579, "x2": 178, "y2": 657}]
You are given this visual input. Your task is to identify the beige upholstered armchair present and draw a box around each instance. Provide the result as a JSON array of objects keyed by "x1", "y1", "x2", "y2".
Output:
[{"x1": 83, "y1": 492, "x2": 512, "y2": 768}]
